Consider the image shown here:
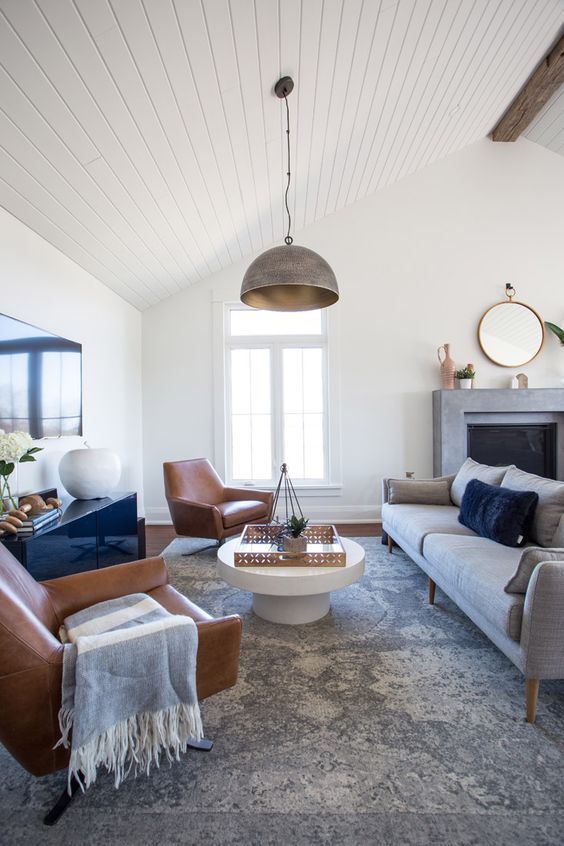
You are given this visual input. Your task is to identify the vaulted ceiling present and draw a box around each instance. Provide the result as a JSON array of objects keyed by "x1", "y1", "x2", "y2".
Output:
[{"x1": 1, "y1": 0, "x2": 563, "y2": 309}]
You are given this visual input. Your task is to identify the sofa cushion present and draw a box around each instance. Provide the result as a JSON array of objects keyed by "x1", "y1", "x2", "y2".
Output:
[
  {"x1": 382, "y1": 503, "x2": 476, "y2": 554},
  {"x1": 450, "y1": 457, "x2": 512, "y2": 507},
  {"x1": 422, "y1": 533, "x2": 525, "y2": 640},
  {"x1": 388, "y1": 478, "x2": 451, "y2": 506},
  {"x1": 504, "y1": 547, "x2": 564, "y2": 594},
  {"x1": 458, "y1": 479, "x2": 538, "y2": 547},
  {"x1": 501, "y1": 467, "x2": 564, "y2": 547}
]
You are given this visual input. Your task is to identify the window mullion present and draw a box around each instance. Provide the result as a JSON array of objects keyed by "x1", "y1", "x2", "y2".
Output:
[
  {"x1": 248, "y1": 350, "x2": 254, "y2": 480},
  {"x1": 272, "y1": 341, "x2": 283, "y2": 479},
  {"x1": 301, "y1": 349, "x2": 306, "y2": 478},
  {"x1": 322, "y1": 346, "x2": 329, "y2": 484}
]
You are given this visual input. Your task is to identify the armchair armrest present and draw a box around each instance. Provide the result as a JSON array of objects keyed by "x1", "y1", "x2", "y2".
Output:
[
  {"x1": 42, "y1": 556, "x2": 169, "y2": 624},
  {"x1": 521, "y1": 557, "x2": 564, "y2": 679},
  {"x1": 223, "y1": 486, "x2": 273, "y2": 507}
]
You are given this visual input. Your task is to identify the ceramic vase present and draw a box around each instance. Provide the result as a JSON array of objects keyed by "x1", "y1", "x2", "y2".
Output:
[
  {"x1": 458, "y1": 379, "x2": 472, "y2": 389},
  {"x1": 437, "y1": 344, "x2": 456, "y2": 390},
  {"x1": 59, "y1": 448, "x2": 121, "y2": 500}
]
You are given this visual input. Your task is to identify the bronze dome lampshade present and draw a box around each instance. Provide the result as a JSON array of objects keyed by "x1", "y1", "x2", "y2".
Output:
[{"x1": 240, "y1": 77, "x2": 339, "y2": 312}]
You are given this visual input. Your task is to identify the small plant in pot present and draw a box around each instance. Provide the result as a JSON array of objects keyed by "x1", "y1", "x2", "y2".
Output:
[
  {"x1": 281, "y1": 515, "x2": 309, "y2": 554},
  {"x1": 455, "y1": 366, "x2": 475, "y2": 389}
]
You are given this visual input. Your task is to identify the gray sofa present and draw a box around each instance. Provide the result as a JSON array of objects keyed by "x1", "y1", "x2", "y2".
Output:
[{"x1": 381, "y1": 460, "x2": 564, "y2": 722}]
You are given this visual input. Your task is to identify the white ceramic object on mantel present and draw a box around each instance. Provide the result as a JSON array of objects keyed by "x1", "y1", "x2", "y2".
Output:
[
  {"x1": 58, "y1": 448, "x2": 121, "y2": 500},
  {"x1": 458, "y1": 379, "x2": 472, "y2": 389}
]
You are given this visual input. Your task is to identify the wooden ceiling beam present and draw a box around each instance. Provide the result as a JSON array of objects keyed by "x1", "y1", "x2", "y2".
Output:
[{"x1": 491, "y1": 33, "x2": 564, "y2": 142}]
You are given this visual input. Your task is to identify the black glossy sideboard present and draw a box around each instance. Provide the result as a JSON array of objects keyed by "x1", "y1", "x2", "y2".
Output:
[{"x1": 1, "y1": 492, "x2": 141, "y2": 581}]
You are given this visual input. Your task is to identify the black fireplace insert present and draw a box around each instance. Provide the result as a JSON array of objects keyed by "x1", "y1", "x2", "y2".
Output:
[{"x1": 467, "y1": 423, "x2": 557, "y2": 479}]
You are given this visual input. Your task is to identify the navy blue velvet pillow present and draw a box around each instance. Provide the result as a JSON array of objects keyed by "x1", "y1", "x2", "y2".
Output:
[{"x1": 458, "y1": 478, "x2": 538, "y2": 547}]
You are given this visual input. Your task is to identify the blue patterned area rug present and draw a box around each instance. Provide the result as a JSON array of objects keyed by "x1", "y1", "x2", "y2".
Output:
[{"x1": 1, "y1": 537, "x2": 564, "y2": 845}]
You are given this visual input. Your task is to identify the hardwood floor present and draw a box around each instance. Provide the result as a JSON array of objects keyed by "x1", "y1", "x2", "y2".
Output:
[{"x1": 145, "y1": 522, "x2": 382, "y2": 558}]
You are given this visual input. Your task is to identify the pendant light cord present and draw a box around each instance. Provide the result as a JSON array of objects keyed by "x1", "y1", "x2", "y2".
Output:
[{"x1": 283, "y1": 93, "x2": 293, "y2": 245}]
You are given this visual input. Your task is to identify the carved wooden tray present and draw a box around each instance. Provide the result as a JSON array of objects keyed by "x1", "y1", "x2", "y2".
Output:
[{"x1": 234, "y1": 524, "x2": 345, "y2": 567}]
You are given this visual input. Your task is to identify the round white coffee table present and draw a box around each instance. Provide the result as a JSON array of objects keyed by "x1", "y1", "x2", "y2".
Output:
[{"x1": 217, "y1": 536, "x2": 365, "y2": 624}]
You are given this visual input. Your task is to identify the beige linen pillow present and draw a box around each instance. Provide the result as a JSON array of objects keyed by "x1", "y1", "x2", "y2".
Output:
[
  {"x1": 388, "y1": 479, "x2": 452, "y2": 506},
  {"x1": 501, "y1": 467, "x2": 564, "y2": 547},
  {"x1": 450, "y1": 458, "x2": 512, "y2": 507},
  {"x1": 504, "y1": 547, "x2": 564, "y2": 594}
]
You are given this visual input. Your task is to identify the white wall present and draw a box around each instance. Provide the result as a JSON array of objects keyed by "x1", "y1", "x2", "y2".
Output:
[
  {"x1": 142, "y1": 138, "x2": 564, "y2": 523},
  {"x1": 0, "y1": 208, "x2": 144, "y2": 509}
]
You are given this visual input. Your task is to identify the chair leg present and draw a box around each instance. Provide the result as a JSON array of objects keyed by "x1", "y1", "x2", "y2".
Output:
[
  {"x1": 428, "y1": 578, "x2": 436, "y2": 605},
  {"x1": 526, "y1": 678, "x2": 540, "y2": 723},
  {"x1": 187, "y1": 736, "x2": 214, "y2": 751},
  {"x1": 387, "y1": 534, "x2": 394, "y2": 553},
  {"x1": 44, "y1": 773, "x2": 81, "y2": 826},
  {"x1": 182, "y1": 541, "x2": 220, "y2": 557}
]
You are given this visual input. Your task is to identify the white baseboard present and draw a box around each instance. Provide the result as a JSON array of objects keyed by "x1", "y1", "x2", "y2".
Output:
[
  {"x1": 145, "y1": 505, "x2": 382, "y2": 526},
  {"x1": 145, "y1": 508, "x2": 174, "y2": 525}
]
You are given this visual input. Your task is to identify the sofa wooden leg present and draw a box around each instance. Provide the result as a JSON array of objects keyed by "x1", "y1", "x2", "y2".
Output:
[
  {"x1": 387, "y1": 534, "x2": 393, "y2": 553},
  {"x1": 428, "y1": 578, "x2": 436, "y2": 605},
  {"x1": 526, "y1": 678, "x2": 540, "y2": 723}
]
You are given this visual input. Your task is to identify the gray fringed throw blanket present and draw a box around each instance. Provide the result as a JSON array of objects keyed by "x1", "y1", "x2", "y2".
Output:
[{"x1": 57, "y1": 593, "x2": 202, "y2": 791}]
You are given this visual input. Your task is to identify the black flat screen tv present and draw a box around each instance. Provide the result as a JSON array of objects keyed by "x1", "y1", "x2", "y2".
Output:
[{"x1": 0, "y1": 313, "x2": 82, "y2": 439}]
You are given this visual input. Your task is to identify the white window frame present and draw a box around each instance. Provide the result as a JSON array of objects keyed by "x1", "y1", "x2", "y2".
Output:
[{"x1": 212, "y1": 299, "x2": 342, "y2": 495}]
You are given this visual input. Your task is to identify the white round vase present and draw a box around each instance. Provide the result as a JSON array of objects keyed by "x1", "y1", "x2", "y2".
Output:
[{"x1": 59, "y1": 448, "x2": 121, "y2": 500}]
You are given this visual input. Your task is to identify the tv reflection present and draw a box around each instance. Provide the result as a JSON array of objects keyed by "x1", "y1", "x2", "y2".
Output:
[{"x1": 0, "y1": 313, "x2": 82, "y2": 439}]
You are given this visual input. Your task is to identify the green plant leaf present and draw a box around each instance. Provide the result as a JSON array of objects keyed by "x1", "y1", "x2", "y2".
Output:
[
  {"x1": 283, "y1": 514, "x2": 309, "y2": 537},
  {"x1": 27, "y1": 447, "x2": 43, "y2": 454},
  {"x1": 18, "y1": 454, "x2": 36, "y2": 463},
  {"x1": 0, "y1": 462, "x2": 15, "y2": 475},
  {"x1": 545, "y1": 321, "x2": 564, "y2": 343},
  {"x1": 455, "y1": 367, "x2": 475, "y2": 379}
]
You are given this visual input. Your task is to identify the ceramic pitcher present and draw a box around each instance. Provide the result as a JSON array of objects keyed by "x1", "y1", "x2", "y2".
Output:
[{"x1": 437, "y1": 344, "x2": 456, "y2": 390}]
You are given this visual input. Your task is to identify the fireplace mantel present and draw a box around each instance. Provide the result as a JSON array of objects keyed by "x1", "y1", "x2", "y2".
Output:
[{"x1": 432, "y1": 388, "x2": 564, "y2": 478}]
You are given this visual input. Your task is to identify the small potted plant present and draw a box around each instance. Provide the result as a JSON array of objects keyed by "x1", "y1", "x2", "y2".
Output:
[
  {"x1": 455, "y1": 366, "x2": 475, "y2": 389},
  {"x1": 281, "y1": 515, "x2": 309, "y2": 554}
]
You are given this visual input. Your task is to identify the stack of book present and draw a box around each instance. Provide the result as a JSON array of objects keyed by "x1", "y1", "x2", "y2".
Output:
[{"x1": 16, "y1": 509, "x2": 61, "y2": 536}]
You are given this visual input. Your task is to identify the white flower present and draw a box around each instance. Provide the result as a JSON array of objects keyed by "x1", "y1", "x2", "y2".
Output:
[{"x1": 0, "y1": 430, "x2": 34, "y2": 463}]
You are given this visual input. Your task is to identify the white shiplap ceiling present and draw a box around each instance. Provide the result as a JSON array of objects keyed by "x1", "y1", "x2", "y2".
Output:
[
  {"x1": 0, "y1": 0, "x2": 563, "y2": 309},
  {"x1": 524, "y1": 82, "x2": 564, "y2": 156}
]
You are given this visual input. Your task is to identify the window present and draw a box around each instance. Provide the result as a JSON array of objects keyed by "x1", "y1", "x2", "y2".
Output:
[{"x1": 223, "y1": 305, "x2": 331, "y2": 486}]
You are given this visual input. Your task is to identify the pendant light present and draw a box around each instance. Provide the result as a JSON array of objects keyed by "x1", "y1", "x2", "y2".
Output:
[{"x1": 240, "y1": 77, "x2": 339, "y2": 312}]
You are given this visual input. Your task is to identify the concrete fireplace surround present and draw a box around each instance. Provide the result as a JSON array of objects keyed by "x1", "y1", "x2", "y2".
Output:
[{"x1": 433, "y1": 389, "x2": 564, "y2": 479}]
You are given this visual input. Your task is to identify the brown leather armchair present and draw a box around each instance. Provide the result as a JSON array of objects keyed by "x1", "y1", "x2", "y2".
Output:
[
  {"x1": 164, "y1": 458, "x2": 273, "y2": 541},
  {"x1": 0, "y1": 542, "x2": 242, "y2": 823}
]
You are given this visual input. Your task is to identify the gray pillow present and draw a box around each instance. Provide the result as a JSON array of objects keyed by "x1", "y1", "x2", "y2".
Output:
[
  {"x1": 501, "y1": 467, "x2": 564, "y2": 547},
  {"x1": 450, "y1": 458, "x2": 512, "y2": 507},
  {"x1": 553, "y1": 515, "x2": 564, "y2": 547},
  {"x1": 388, "y1": 479, "x2": 452, "y2": 506},
  {"x1": 504, "y1": 547, "x2": 564, "y2": 594}
]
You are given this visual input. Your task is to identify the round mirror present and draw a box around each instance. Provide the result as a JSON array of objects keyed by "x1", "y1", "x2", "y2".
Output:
[{"x1": 478, "y1": 300, "x2": 544, "y2": 367}]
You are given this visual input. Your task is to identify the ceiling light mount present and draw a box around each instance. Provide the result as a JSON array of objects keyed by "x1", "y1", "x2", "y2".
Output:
[
  {"x1": 274, "y1": 76, "x2": 294, "y2": 98},
  {"x1": 240, "y1": 76, "x2": 339, "y2": 312}
]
